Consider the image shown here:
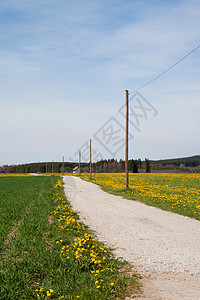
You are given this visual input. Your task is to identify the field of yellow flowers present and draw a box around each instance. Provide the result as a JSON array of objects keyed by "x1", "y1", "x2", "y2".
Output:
[{"x1": 81, "y1": 173, "x2": 200, "y2": 220}]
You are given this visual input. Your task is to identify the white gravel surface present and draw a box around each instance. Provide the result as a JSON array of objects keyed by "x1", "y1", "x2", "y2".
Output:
[{"x1": 63, "y1": 176, "x2": 200, "y2": 299}]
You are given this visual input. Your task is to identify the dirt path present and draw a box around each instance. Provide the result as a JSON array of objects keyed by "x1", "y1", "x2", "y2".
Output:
[{"x1": 63, "y1": 176, "x2": 200, "y2": 299}]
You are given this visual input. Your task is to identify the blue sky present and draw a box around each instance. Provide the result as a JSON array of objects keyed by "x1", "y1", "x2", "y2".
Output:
[{"x1": 0, "y1": 0, "x2": 200, "y2": 165}]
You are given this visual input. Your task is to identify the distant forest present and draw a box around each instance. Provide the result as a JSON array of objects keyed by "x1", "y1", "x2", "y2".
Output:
[{"x1": 1, "y1": 155, "x2": 200, "y2": 173}]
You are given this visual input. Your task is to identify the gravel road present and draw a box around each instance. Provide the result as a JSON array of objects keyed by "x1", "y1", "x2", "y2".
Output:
[{"x1": 63, "y1": 176, "x2": 200, "y2": 299}]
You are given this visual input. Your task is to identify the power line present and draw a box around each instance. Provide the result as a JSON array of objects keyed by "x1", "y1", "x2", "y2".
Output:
[
  {"x1": 113, "y1": 43, "x2": 200, "y2": 120},
  {"x1": 130, "y1": 43, "x2": 200, "y2": 94}
]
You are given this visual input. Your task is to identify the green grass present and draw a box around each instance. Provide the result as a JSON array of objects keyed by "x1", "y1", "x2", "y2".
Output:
[
  {"x1": 0, "y1": 175, "x2": 58, "y2": 299},
  {"x1": 0, "y1": 176, "x2": 140, "y2": 299},
  {"x1": 0, "y1": 176, "x2": 50, "y2": 250}
]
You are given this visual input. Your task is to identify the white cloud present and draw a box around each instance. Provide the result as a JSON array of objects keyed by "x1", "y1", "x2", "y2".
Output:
[{"x1": 0, "y1": 0, "x2": 200, "y2": 164}]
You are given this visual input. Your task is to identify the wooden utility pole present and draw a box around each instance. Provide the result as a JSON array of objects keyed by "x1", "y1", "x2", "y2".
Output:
[
  {"x1": 125, "y1": 90, "x2": 129, "y2": 189},
  {"x1": 90, "y1": 139, "x2": 92, "y2": 180},
  {"x1": 52, "y1": 160, "x2": 54, "y2": 173},
  {"x1": 62, "y1": 156, "x2": 64, "y2": 174},
  {"x1": 79, "y1": 151, "x2": 81, "y2": 175}
]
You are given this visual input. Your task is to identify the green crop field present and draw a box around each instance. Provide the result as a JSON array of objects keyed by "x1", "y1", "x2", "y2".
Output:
[
  {"x1": 0, "y1": 175, "x2": 138, "y2": 299},
  {"x1": 0, "y1": 175, "x2": 50, "y2": 250}
]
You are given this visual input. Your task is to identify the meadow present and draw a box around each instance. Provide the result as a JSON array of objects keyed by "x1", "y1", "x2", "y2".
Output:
[
  {"x1": 80, "y1": 173, "x2": 200, "y2": 220},
  {"x1": 0, "y1": 175, "x2": 48, "y2": 250},
  {"x1": 0, "y1": 175, "x2": 139, "y2": 299}
]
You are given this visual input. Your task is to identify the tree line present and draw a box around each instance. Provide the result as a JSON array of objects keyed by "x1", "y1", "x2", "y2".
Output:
[
  {"x1": 150, "y1": 155, "x2": 200, "y2": 167},
  {"x1": 1, "y1": 155, "x2": 199, "y2": 174},
  {"x1": 0, "y1": 159, "x2": 151, "y2": 174}
]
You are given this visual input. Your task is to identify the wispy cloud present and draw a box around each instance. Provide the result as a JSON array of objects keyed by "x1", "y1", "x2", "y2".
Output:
[{"x1": 0, "y1": 0, "x2": 200, "y2": 164}]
